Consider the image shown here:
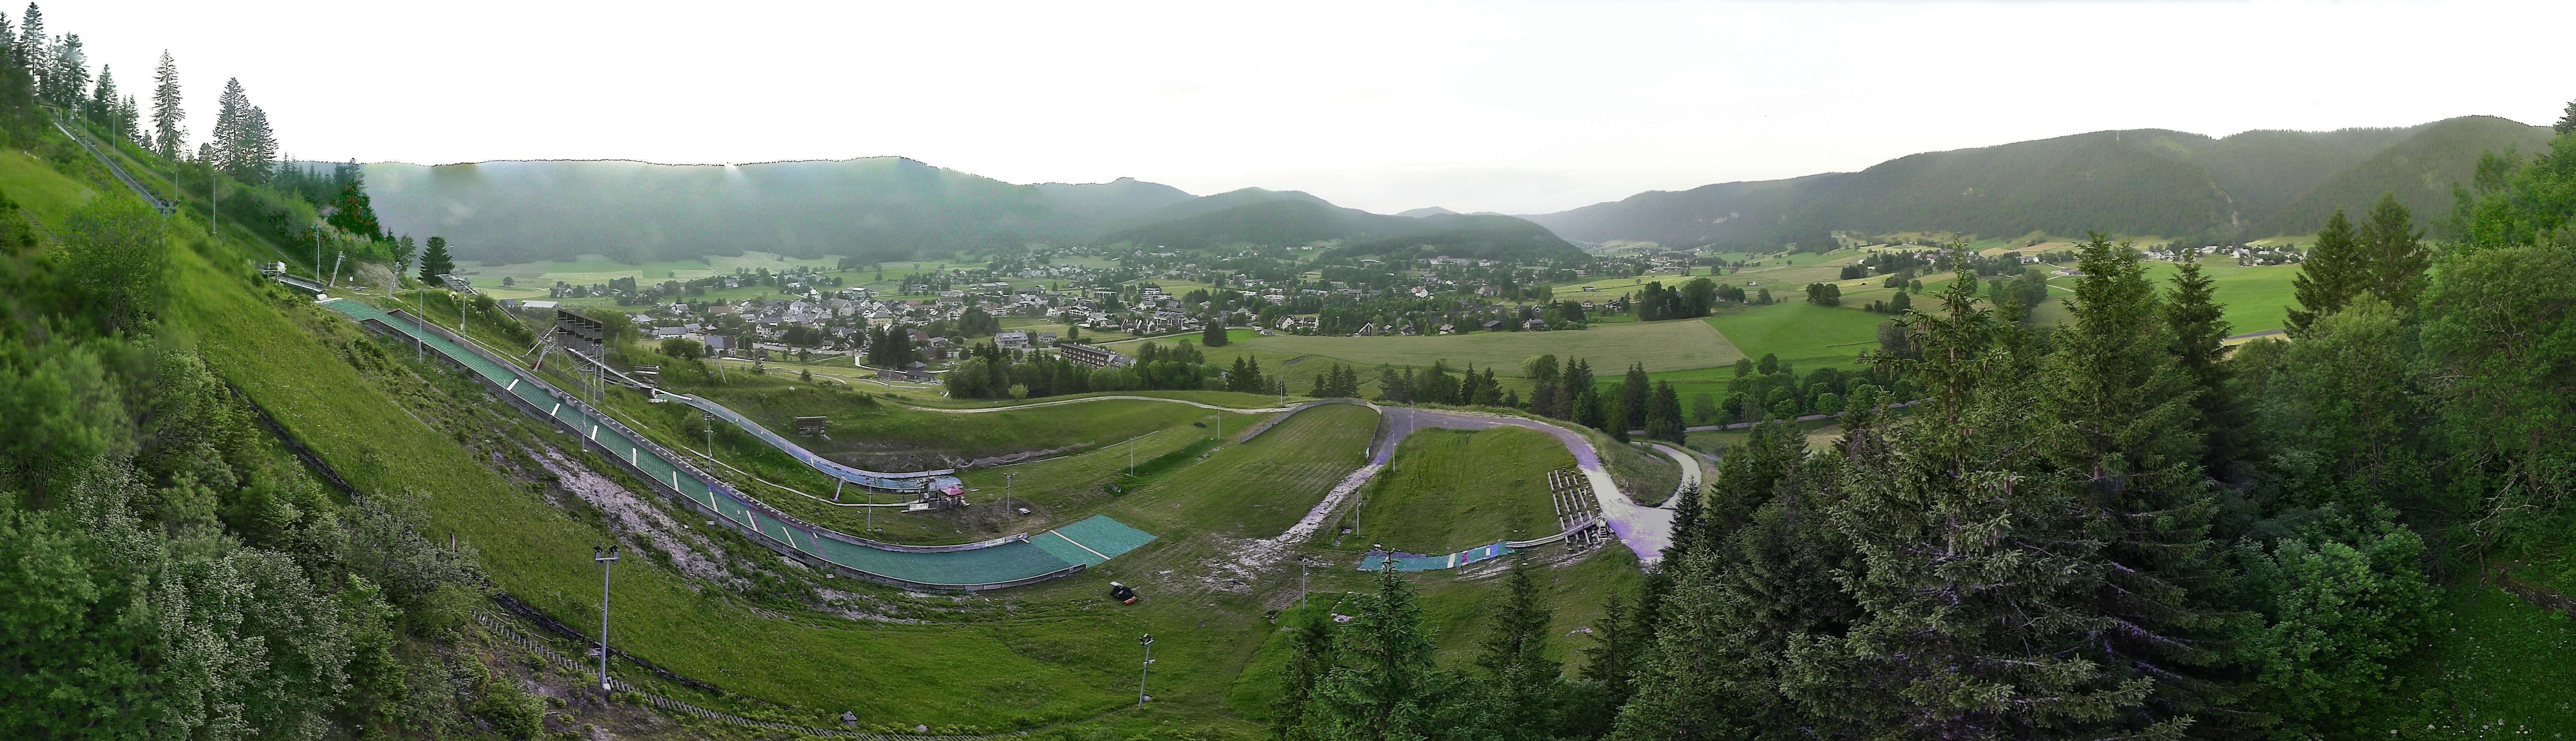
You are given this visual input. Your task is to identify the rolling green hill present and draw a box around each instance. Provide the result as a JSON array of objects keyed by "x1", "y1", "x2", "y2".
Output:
[{"x1": 1527, "y1": 115, "x2": 2552, "y2": 247}]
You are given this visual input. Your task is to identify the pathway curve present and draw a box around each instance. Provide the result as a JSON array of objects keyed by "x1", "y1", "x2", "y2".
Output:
[
  {"x1": 1643, "y1": 442, "x2": 1703, "y2": 505},
  {"x1": 1371, "y1": 406, "x2": 1674, "y2": 564}
]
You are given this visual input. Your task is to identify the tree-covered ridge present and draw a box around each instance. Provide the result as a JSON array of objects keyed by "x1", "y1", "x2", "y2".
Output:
[
  {"x1": 1101, "y1": 196, "x2": 1584, "y2": 261},
  {"x1": 360, "y1": 159, "x2": 1583, "y2": 266},
  {"x1": 1528, "y1": 115, "x2": 2554, "y2": 249}
]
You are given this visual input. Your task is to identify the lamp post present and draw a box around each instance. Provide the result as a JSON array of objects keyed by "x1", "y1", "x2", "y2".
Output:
[
  {"x1": 1137, "y1": 634, "x2": 1155, "y2": 709},
  {"x1": 592, "y1": 544, "x2": 619, "y2": 692}
]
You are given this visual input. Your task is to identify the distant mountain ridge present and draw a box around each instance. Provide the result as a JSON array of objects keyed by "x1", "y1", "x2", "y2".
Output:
[
  {"x1": 1524, "y1": 115, "x2": 2552, "y2": 248},
  {"x1": 362, "y1": 159, "x2": 1580, "y2": 264},
  {"x1": 1098, "y1": 190, "x2": 1583, "y2": 261}
]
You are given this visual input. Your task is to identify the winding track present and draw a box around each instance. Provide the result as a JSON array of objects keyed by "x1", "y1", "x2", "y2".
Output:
[{"x1": 1367, "y1": 406, "x2": 1676, "y2": 563}]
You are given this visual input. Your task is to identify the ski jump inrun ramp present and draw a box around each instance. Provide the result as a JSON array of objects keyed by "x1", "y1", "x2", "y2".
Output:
[{"x1": 318, "y1": 298, "x2": 1153, "y2": 590}]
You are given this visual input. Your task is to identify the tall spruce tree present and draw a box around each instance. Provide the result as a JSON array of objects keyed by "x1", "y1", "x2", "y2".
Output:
[
  {"x1": 2285, "y1": 209, "x2": 2360, "y2": 336},
  {"x1": 2162, "y1": 258, "x2": 2248, "y2": 474},
  {"x1": 210, "y1": 77, "x2": 245, "y2": 174},
  {"x1": 1647, "y1": 381, "x2": 1684, "y2": 443},
  {"x1": 1274, "y1": 617, "x2": 1336, "y2": 741},
  {"x1": 151, "y1": 50, "x2": 182, "y2": 159},
  {"x1": 1802, "y1": 257, "x2": 2166, "y2": 738},
  {"x1": 14, "y1": 5, "x2": 39, "y2": 87},
  {"x1": 1305, "y1": 567, "x2": 1476, "y2": 741},
  {"x1": 2034, "y1": 234, "x2": 2234, "y2": 727},
  {"x1": 2353, "y1": 191, "x2": 2430, "y2": 307},
  {"x1": 1474, "y1": 558, "x2": 1560, "y2": 741},
  {"x1": 416, "y1": 236, "x2": 454, "y2": 284},
  {"x1": 1578, "y1": 591, "x2": 1646, "y2": 709},
  {"x1": 1621, "y1": 363, "x2": 1651, "y2": 429}
]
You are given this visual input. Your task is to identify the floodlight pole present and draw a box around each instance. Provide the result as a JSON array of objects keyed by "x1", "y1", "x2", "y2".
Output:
[
  {"x1": 1137, "y1": 634, "x2": 1155, "y2": 709},
  {"x1": 593, "y1": 544, "x2": 619, "y2": 692},
  {"x1": 1003, "y1": 471, "x2": 1014, "y2": 518},
  {"x1": 703, "y1": 412, "x2": 715, "y2": 463}
]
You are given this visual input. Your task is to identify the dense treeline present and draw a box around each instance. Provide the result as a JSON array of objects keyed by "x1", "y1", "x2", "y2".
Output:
[
  {"x1": 941, "y1": 339, "x2": 1225, "y2": 400},
  {"x1": 1288, "y1": 125, "x2": 2576, "y2": 739},
  {"x1": 1531, "y1": 116, "x2": 2553, "y2": 250},
  {"x1": 0, "y1": 196, "x2": 502, "y2": 736}
]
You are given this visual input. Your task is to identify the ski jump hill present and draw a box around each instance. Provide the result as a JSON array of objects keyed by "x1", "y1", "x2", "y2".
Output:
[{"x1": 318, "y1": 298, "x2": 1153, "y2": 590}]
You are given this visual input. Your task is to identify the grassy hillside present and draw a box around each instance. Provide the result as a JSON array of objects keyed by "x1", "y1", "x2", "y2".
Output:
[{"x1": 1345, "y1": 427, "x2": 1573, "y2": 554}]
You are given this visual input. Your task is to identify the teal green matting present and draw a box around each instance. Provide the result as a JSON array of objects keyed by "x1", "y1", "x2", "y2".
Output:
[
  {"x1": 1053, "y1": 515, "x2": 1158, "y2": 559},
  {"x1": 1360, "y1": 541, "x2": 1513, "y2": 572},
  {"x1": 319, "y1": 299, "x2": 1153, "y2": 587}
]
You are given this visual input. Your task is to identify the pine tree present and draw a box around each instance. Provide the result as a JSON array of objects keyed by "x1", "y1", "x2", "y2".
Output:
[
  {"x1": 1474, "y1": 558, "x2": 1559, "y2": 741},
  {"x1": 416, "y1": 236, "x2": 454, "y2": 284},
  {"x1": 1274, "y1": 617, "x2": 1336, "y2": 741},
  {"x1": 2162, "y1": 258, "x2": 2247, "y2": 473},
  {"x1": 1305, "y1": 568, "x2": 1475, "y2": 741},
  {"x1": 1644, "y1": 380, "x2": 1683, "y2": 443},
  {"x1": 83, "y1": 62, "x2": 110, "y2": 126},
  {"x1": 1802, "y1": 258, "x2": 2166, "y2": 737},
  {"x1": 152, "y1": 50, "x2": 183, "y2": 159},
  {"x1": 238, "y1": 105, "x2": 278, "y2": 182},
  {"x1": 1578, "y1": 591, "x2": 1644, "y2": 707},
  {"x1": 2285, "y1": 208, "x2": 2361, "y2": 336},
  {"x1": 45, "y1": 33, "x2": 83, "y2": 110},
  {"x1": 2556, "y1": 98, "x2": 2576, "y2": 135},
  {"x1": 1621, "y1": 363, "x2": 1650, "y2": 429},
  {"x1": 211, "y1": 77, "x2": 246, "y2": 175},
  {"x1": 2034, "y1": 234, "x2": 2232, "y2": 727},
  {"x1": 2354, "y1": 191, "x2": 2429, "y2": 307},
  {"x1": 14, "y1": 3, "x2": 40, "y2": 99}
]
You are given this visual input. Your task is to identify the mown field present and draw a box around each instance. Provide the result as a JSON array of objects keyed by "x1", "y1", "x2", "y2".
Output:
[
  {"x1": 1218, "y1": 318, "x2": 1739, "y2": 377},
  {"x1": 1343, "y1": 427, "x2": 1573, "y2": 554}
]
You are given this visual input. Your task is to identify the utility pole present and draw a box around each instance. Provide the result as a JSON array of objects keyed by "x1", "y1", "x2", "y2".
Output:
[
  {"x1": 1003, "y1": 471, "x2": 1014, "y2": 518},
  {"x1": 592, "y1": 544, "x2": 619, "y2": 692},
  {"x1": 1137, "y1": 634, "x2": 1155, "y2": 709}
]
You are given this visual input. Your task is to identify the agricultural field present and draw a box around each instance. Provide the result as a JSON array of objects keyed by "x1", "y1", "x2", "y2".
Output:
[
  {"x1": 1341, "y1": 426, "x2": 1574, "y2": 554},
  {"x1": 1216, "y1": 318, "x2": 1740, "y2": 377}
]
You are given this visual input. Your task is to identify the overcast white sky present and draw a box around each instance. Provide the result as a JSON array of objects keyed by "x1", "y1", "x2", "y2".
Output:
[{"x1": 54, "y1": 0, "x2": 2575, "y2": 214}]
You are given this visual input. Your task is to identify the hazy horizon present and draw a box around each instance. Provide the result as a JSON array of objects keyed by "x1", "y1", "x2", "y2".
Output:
[{"x1": 64, "y1": 0, "x2": 2576, "y2": 214}]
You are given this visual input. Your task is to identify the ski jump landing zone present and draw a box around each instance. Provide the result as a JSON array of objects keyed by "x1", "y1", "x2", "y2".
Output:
[{"x1": 320, "y1": 298, "x2": 1152, "y2": 590}]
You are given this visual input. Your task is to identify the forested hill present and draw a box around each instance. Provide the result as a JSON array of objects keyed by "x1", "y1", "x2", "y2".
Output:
[
  {"x1": 362, "y1": 157, "x2": 1202, "y2": 265},
  {"x1": 1526, "y1": 115, "x2": 2553, "y2": 247},
  {"x1": 1097, "y1": 189, "x2": 1585, "y2": 261}
]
